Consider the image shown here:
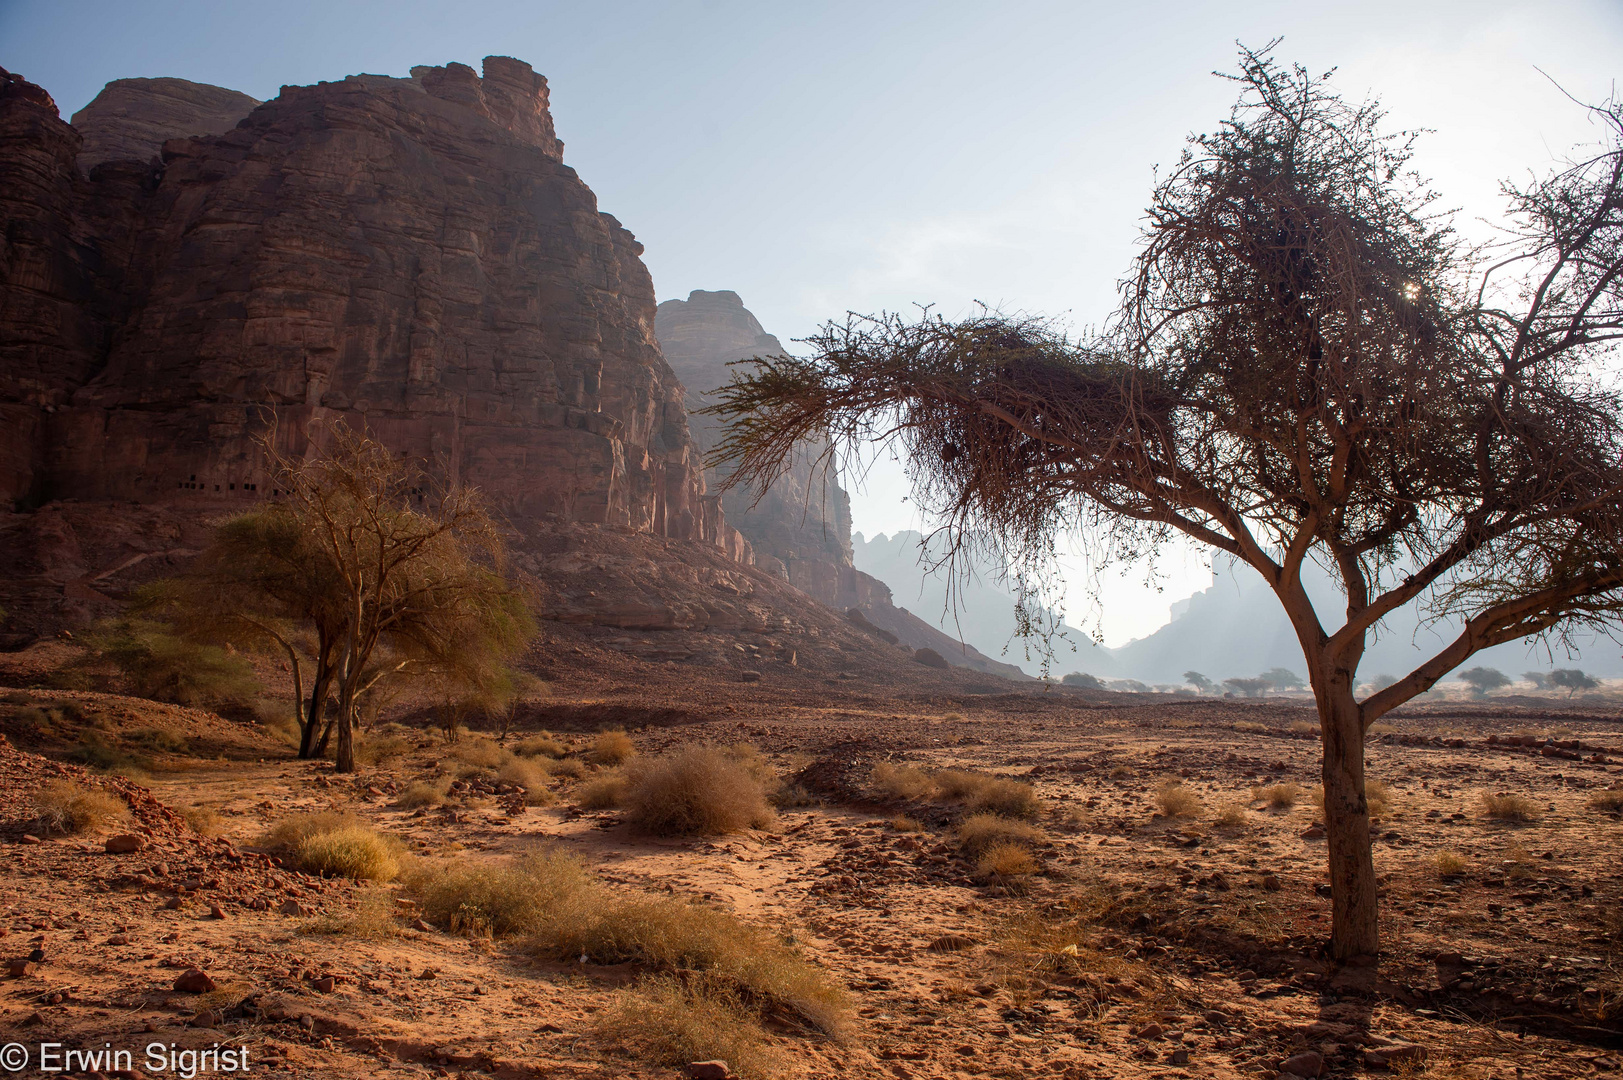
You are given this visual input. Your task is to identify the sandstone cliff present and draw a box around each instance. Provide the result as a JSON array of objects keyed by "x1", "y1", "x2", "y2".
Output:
[
  {"x1": 70, "y1": 77, "x2": 260, "y2": 170},
  {"x1": 657, "y1": 291, "x2": 1028, "y2": 680},
  {"x1": 0, "y1": 58, "x2": 738, "y2": 554}
]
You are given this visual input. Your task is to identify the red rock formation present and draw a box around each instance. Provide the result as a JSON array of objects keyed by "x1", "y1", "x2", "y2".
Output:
[
  {"x1": 0, "y1": 58, "x2": 736, "y2": 554},
  {"x1": 70, "y1": 77, "x2": 260, "y2": 171}
]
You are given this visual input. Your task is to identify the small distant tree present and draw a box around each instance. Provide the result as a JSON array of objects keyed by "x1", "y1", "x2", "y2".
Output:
[
  {"x1": 1110, "y1": 678, "x2": 1150, "y2": 693},
  {"x1": 1223, "y1": 676, "x2": 1272, "y2": 699},
  {"x1": 1549, "y1": 668, "x2": 1599, "y2": 697},
  {"x1": 1457, "y1": 666, "x2": 1511, "y2": 697},
  {"x1": 710, "y1": 48, "x2": 1623, "y2": 962},
  {"x1": 1183, "y1": 670, "x2": 1215, "y2": 694},
  {"x1": 1262, "y1": 667, "x2": 1306, "y2": 692},
  {"x1": 1061, "y1": 671, "x2": 1104, "y2": 689},
  {"x1": 1523, "y1": 670, "x2": 1550, "y2": 691},
  {"x1": 152, "y1": 422, "x2": 535, "y2": 771},
  {"x1": 1367, "y1": 674, "x2": 1399, "y2": 693}
]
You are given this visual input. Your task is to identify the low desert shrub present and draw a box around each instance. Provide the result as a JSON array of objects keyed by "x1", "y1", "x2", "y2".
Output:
[
  {"x1": 397, "y1": 778, "x2": 451, "y2": 809},
  {"x1": 448, "y1": 737, "x2": 508, "y2": 771},
  {"x1": 1213, "y1": 803, "x2": 1248, "y2": 828},
  {"x1": 596, "y1": 977, "x2": 780, "y2": 1079},
  {"x1": 33, "y1": 780, "x2": 129, "y2": 835},
  {"x1": 1252, "y1": 782, "x2": 1300, "y2": 808},
  {"x1": 577, "y1": 770, "x2": 628, "y2": 809},
  {"x1": 411, "y1": 850, "x2": 595, "y2": 938},
  {"x1": 132, "y1": 726, "x2": 189, "y2": 754},
  {"x1": 1482, "y1": 792, "x2": 1539, "y2": 822},
  {"x1": 588, "y1": 729, "x2": 637, "y2": 766},
  {"x1": 514, "y1": 733, "x2": 570, "y2": 759},
  {"x1": 1107, "y1": 765, "x2": 1133, "y2": 780},
  {"x1": 1155, "y1": 781, "x2": 1203, "y2": 818},
  {"x1": 412, "y1": 851, "x2": 848, "y2": 1037},
  {"x1": 956, "y1": 813, "x2": 1043, "y2": 857},
  {"x1": 870, "y1": 762, "x2": 936, "y2": 801},
  {"x1": 1366, "y1": 779, "x2": 1394, "y2": 818},
  {"x1": 1589, "y1": 789, "x2": 1623, "y2": 813},
  {"x1": 872, "y1": 764, "x2": 1038, "y2": 817},
  {"x1": 889, "y1": 815, "x2": 923, "y2": 832},
  {"x1": 297, "y1": 826, "x2": 402, "y2": 881},
  {"x1": 69, "y1": 730, "x2": 152, "y2": 774},
  {"x1": 976, "y1": 842, "x2": 1039, "y2": 879},
  {"x1": 542, "y1": 757, "x2": 587, "y2": 780},
  {"x1": 183, "y1": 805, "x2": 224, "y2": 836},
  {"x1": 496, "y1": 757, "x2": 557, "y2": 805},
  {"x1": 302, "y1": 887, "x2": 402, "y2": 940},
  {"x1": 537, "y1": 895, "x2": 847, "y2": 1037},
  {"x1": 354, "y1": 734, "x2": 411, "y2": 766},
  {"x1": 1434, "y1": 850, "x2": 1469, "y2": 877},
  {"x1": 1287, "y1": 719, "x2": 1321, "y2": 735},
  {"x1": 260, "y1": 811, "x2": 364, "y2": 851},
  {"x1": 621, "y1": 745, "x2": 776, "y2": 835}
]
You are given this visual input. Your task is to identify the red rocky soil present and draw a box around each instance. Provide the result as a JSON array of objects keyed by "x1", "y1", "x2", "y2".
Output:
[{"x1": 2, "y1": 652, "x2": 1621, "y2": 1080}]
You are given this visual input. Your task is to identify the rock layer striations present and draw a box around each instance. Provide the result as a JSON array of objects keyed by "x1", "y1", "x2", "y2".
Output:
[{"x1": 0, "y1": 58, "x2": 736, "y2": 551}]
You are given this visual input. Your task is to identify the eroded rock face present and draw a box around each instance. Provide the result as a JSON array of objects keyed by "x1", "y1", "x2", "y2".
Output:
[
  {"x1": 70, "y1": 77, "x2": 260, "y2": 170},
  {"x1": 0, "y1": 58, "x2": 734, "y2": 551},
  {"x1": 657, "y1": 290, "x2": 854, "y2": 597}
]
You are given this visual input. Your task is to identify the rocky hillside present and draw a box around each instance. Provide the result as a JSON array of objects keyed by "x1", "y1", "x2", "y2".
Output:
[
  {"x1": 70, "y1": 76, "x2": 260, "y2": 170},
  {"x1": 0, "y1": 58, "x2": 736, "y2": 553}
]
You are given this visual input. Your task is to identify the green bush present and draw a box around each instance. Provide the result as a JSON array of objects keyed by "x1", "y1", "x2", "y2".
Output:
[{"x1": 84, "y1": 619, "x2": 259, "y2": 707}]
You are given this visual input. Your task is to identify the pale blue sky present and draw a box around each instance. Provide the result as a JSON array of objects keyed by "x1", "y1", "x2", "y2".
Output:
[{"x1": 4, "y1": 0, "x2": 1620, "y2": 643}]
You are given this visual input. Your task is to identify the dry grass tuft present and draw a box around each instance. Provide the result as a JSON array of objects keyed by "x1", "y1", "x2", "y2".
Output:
[
  {"x1": 1251, "y1": 782, "x2": 1301, "y2": 808},
  {"x1": 542, "y1": 757, "x2": 588, "y2": 779},
  {"x1": 588, "y1": 729, "x2": 637, "y2": 766},
  {"x1": 977, "y1": 842, "x2": 1040, "y2": 879},
  {"x1": 621, "y1": 745, "x2": 776, "y2": 836},
  {"x1": 1232, "y1": 720, "x2": 1268, "y2": 734},
  {"x1": 302, "y1": 887, "x2": 403, "y2": 939},
  {"x1": 33, "y1": 780, "x2": 129, "y2": 835},
  {"x1": 871, "y1": 763, "x2": 1038, "y2": 817},
  {"x1": 410, "y1": 851, "x2": 849, "y2": 1038},
  {"x1": 889, "y1": 815, "x2": 923, "y2": 832},
  {"x1": 1213, "y1": 803, "x2": 1248, "y2": 828},
  {"x1": 1434, "y1": 850, "x2": 1469, "y2": 877},
  {"x1": 261, "y1": 812, "x2": 402, "y2": 880},
  {"x1": 1287, "y1": 719, "x2": 1321, "y2": 735},
  {"x1": 1482, "y1": 792, "x2": 1540, "y2": 822},
  {"x1": 596, "y1": 977, "x2": 781, "y2": 1079},
  {"x1": 1589, "y1": 788, "x2": 1623, "y2": 813},
  {"x1": 183, "y1": 805, "x2": 224, "y2": 836},
  {"x1": 448, "y1": 736, "x2": 508, "y2": 771},
  {"x1": 1366, "y1": 779, "x2": 1394, "y2": 818},
  {"x1": 1107, "y1": 765, "x2": 1134, "y2": 780},
  {"x1": 411, "y1": 850, "x2": 594, "y2": 938},
  {"x1": 354, "y1": 734, "x2": 411, "y2": 766},
  {"x1": 1155, "y1": 781, "x2": 1203, "y2": 818},
  {"x1": 577, "y1": 769, "x2": 628, "y2": 809},
  {"x1": 496, "y1": 757, "x2": 556, "y2": 805},
  {"x1": 397, "y1": 778, "x2": 450, "y2": 809},
  {"x1": 297, "y1": 826, "x2": 402, "y2": 881},
  {"x1": 870, "y1": 762, "x2": 935, "y2": 800},
  {"x1": 1367, "y1": 721, "x2": 1398, "y2": 734},
  {"x1": 514, "y1": 732, "x2": 570, "y2": 759},
  {"x1": 956, "y1": 813, "x2": 1043, "y2": 857}
]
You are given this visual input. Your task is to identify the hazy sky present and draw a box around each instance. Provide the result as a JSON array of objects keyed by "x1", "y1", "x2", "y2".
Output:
[{"x1": 5, "y1": 0, "x2": 1620, "y2": 644}]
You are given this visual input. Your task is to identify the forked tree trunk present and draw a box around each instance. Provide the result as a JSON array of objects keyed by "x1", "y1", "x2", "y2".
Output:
[
  {"x1": 1318, "y1": 682, "x2": 1379, "y2": 960},
  {"x1": 298, "y1": 666, "x2": 331, "y2": 759},
  {"x1": 334, "y1": 683, "x2": 356, "y2": 773}
]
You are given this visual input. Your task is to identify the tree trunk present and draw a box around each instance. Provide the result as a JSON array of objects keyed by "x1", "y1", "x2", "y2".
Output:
[
  {"x1": 1319, "y1": 685, "x2": 1379, "y2": 960},
  {"x1": 298, "y1": 666, "x2": 331, "y2": 759},
  {"x1": 334, "y1": 683, "x2": 356, "y2": 773}
]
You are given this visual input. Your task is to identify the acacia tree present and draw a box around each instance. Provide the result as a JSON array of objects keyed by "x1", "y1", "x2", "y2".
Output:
[
  {"x1": 1457, "y1": 666, "x2": 1510, "y2": 697},
  {"x1": 709, "y1": 51, "x2": 1623, "y2": 962},
  {"x1": 264, "y1": 423, "x2": 535, "y2": 773}
]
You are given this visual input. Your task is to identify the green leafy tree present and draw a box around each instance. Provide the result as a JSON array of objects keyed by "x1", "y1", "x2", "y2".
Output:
[
  {"x1": 1523, "y1": 670, "x2": 1549, "y2": 690},
  {"x1": 709, "y1": 49, "x2": 1623, "y2": 962},
  {"x1": 1457, "y1": 666, "x2": 1511, "y2": 697},
  {"x1": 1262, "y1": 667, "x2": 1306, "y2": 691},
  {"x1": 1183, "y1": 670, "x2": 1214, "y2": 693},
  {"x1": 1549, "y1": 668, "x2": 1599, "y2": 697},
  {"x1": 1223, "y1": 676, "x2": 1271, "y2": 698}
]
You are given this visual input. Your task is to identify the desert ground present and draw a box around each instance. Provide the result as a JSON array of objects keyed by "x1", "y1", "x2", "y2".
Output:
[{"x1": 2, "y1": 636, "x2": 1621, "y2": 1080}]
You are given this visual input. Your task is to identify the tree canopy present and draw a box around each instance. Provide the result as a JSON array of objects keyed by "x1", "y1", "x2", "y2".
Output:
[{"x1": 708, "y1": 47, "x2": 1623, "y2": 962}]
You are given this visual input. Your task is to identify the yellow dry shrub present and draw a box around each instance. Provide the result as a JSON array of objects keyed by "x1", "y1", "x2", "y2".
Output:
[
  {"x1": 577, "y1": 769, "x2": 628, "y2": 809},
  {"x1": 33, "y1": 780, "x2": 129, "y2": 835},
  {"x1": 956, "y1": 813, "x2": 1043, "y2": 857},
  {"x1": 496, "y1": 757, "x2": 556, "y2": 806},
  {"x1": 977, "y1": 842, "x2": 1039, "y2": 878},
  {"x1": 1482, "y1": 792, "x2": 1539, "y2": 821},
  {"x1": 621, "y1": 745, "x2": 776, "y2": 836},
  {"x1": 514, "y1": 732, "x2": 570, "y2": 759},
  {"x1": 297, "y1": 826, "x2": 401, "y2": 881},
  {"x1": 596, "y1": 977, "x2": 781, "y2": 1079},
  {"x1": 588, "y1": 730, "x2": 636, "y2": 766},
  {"x1": 1155, "y1": 781, "x2": 1203, "y2": 818}
]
